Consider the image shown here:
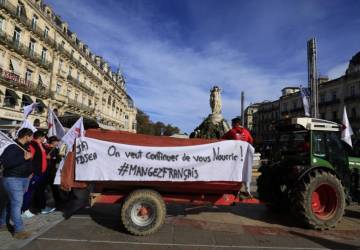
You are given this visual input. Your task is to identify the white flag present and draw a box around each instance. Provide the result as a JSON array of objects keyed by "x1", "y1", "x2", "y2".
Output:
[
  {"x1": 0, "y1": 131, "x2": 15, "y2": 157},
  {"x1": 341, "y1": 106, "x2": 353, "y2": 147},
  {"x1": 16, "y1": 119, "x2": 37, "y2": 138},
  {"x1": 47, "y1": 109, "x2": 66, "y2": 139},
  {"x1": 61, "y1": 117, "x2": 85, "y2": 152},
  {"x1": 300, "y1": 86, "x2": 311, "y2": 117},
  {"x1": 23, "y1": 103, "x2": 38, "y2": 119}
]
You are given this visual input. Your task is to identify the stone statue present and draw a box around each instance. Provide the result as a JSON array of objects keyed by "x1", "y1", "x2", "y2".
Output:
[
  {"x1": 190, "y1": 86, "x2": 230, "y2": 139},
  {"x1": 210, "y1": 86, "x2": 222, "y2": 114}
]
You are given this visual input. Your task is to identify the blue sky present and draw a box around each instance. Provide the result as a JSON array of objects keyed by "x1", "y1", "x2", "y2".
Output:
[{"x1": 46, "y1": 0, "x2": 360, "y2": 133}]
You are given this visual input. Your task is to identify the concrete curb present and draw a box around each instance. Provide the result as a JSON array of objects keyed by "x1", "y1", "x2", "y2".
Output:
[{"x1": 17, "y1": 216, "x2": 64, "y2": 249}]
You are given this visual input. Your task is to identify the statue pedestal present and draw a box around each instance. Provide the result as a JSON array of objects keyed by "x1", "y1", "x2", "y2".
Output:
[
  {"x1": 210, "y1": 113, "x2": 224, "y2": 124},
  {"x1": 191, "y1": 113, "x2": 230, "y2": 139}
]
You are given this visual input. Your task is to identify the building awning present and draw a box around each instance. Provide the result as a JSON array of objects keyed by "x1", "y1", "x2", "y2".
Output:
[
  {"x1": 36, "y1": 99, "x2": 46, "y2": 108},
  {"x1": 10, "y1": 59, "x2": 20, "y2": 75},
  {"x1": 6, "y1": 89, "x2": 20, "y2": 99},
  {"x1": 58, "y1": 114, "x2": 99, "y2": 129},
  {"x1": 22, "y1": 94, "x2": 33, "y2": 106}
]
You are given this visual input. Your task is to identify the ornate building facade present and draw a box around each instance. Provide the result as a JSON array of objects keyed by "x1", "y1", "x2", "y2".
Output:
[
  {"x1": 250, "y1": 51, "x2": 360, "y2": 145},
  {"x1": 0, "y1": 0, "x2": 137, "y2": 132}
]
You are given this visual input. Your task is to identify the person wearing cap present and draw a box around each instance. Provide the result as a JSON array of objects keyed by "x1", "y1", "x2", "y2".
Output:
[{"x1": 222, "y1": 117, "x2": 253, "y2": 144}]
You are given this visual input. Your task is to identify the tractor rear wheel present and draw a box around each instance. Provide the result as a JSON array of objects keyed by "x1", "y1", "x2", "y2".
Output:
[
  {"x1": 291, "y1": 170, "x2": 345, "y2": 230},
  {"x1": 121, "y1": 189, "x2": 166, "y2": 236}
]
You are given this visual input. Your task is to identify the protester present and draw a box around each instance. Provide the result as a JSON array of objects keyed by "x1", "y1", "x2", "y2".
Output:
[
  {"x1": 23, "y1": 131, "x2": 55, "y2": 215},
  {"x1": 0, "y1": 128, "x2": 33, "y2": 239},
  {"x1": 45, "y1": 136, "x2": 63, "y2": 210},
  {"x1": 222, "y1": 117, "x2": 254, "y2": 144},
  {"x1": 222, "y1": 118, "x2": 253, "y2": 198}
]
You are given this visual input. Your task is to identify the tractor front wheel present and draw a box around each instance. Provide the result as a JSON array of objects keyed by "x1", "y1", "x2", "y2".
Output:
[{"x1": 291, "y1": 170, "x2": 345, "y2": 230}]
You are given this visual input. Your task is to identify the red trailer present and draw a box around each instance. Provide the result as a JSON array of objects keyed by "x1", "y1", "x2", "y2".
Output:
[{"x1": 61, "y1": 129, "x2": 259, "y2": 236}]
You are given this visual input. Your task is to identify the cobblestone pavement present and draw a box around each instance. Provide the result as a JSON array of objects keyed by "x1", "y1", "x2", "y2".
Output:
[
  {"x1": 1, "y1": 171, "x2": 359, "y2": 250},
  {"x1": 16, "y1": 203, "x2": 360, "y2": 250},
  {"x1": 0, "y1": 211, "x2": 63, "y2": 250}
]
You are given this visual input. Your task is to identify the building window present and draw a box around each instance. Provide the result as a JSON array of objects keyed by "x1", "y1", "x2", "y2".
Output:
[
  {"x1": 320, "y1": 93, "x2": 325, "y2": 103},
  {"x1": 68, "y1": 66, "x2": 72, "y2": 76},
  {"x1": 0, "y1": 16, "x2": 4, "y2": 33},
  {"x1": 28, "y1": 39, "x2": 35, "y2": 57},
  {"x1": 332, "y1": 111, "x2": 337, "y2": 121},
  {"x1": 16, "y1": 2, "x2": 24, "y2": 17},
  {"x1": 31, "y1": 15, "x2": 37, "y2": 30},
  {"x1": 59, "y1": 59, "x2": 63, "y2": 72},
  {"x1": 67, "y1": 87, "x2": 72, "y2": 96},
  {"x1": 44, "y1": 26, "x2": 49, "y2": 39},
  {"x1": 108, "y1": 96, "x2": 111, "y2": 106},
  {"x1": 56, "y1": 83, "x2": 61, "y2": 94},
  {"x1": 13, "y1": 27, "x2": 21, "y2": 47},
  {"x1": 352, "y1": 108, "x2": 357, "y2": 118},
  {"x1": 75, "y1": 93, "x2": 78, "y2": 101},
  {"x1": 350, "y1": 85, "x2": 355, "y2": 96},
  {"x1": 331, "y1": 90, "x2": 337, "y2": 101},
  {"x1": 283, "y1": 102, "x2": 288, "y2": 112},
  {"x1": 4, "y1": 89, "x2": 17, "y2": 108},
  {"x1": 41, "y1": 47, "x2": 47, "y2": 63},
  {"x1": 25, "y1": 69, "x2": 32, "y2": 83}
]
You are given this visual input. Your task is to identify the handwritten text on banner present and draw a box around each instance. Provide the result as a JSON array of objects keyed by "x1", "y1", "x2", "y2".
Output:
[{"x1": 75, "y1": 137, "x2": 254, "y2": 182}]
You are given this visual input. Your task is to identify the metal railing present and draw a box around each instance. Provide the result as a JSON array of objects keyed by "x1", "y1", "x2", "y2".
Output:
[
  {"x1": 66, "y1": 75, "x2": 95, "y2": 96},
  {"x1": 0, "y1": 31, "x2": 52, "y2": 70}
]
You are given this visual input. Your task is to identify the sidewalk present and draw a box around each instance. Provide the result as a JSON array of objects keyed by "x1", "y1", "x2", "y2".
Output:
[{"x1": 0, "y1": 212, "x2": 63, "y2": 250}]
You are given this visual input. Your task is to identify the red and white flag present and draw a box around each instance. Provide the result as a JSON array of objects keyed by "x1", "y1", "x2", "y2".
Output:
[
  {"x1": 61, "y1": 117, "x2": 85, "y2": 152},
  {"x1": 47, "y1": 108, "x2": 66, "y2": 139},
  {"x1": 341, "y1": 106, "x2": 353, "y2": 147}
]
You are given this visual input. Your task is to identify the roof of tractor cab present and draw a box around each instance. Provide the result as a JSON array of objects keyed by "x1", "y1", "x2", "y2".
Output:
[{"x1": 291, "y1": 117, "x2": 341, "y2": 131}]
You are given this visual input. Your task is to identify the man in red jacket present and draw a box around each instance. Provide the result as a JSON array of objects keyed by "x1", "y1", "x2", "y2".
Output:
[{"x1": 222, "y1": 117, "x2": 253, "y2": 144}]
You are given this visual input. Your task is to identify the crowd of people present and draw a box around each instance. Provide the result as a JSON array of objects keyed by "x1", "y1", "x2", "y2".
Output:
[{"x1": 0, "y1": 128, "x2": 64, "y2": 240}]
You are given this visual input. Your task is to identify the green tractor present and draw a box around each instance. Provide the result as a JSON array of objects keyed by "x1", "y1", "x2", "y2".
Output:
[{"x1": 257, "y1": 117, "x2": 360, "y2": 230}]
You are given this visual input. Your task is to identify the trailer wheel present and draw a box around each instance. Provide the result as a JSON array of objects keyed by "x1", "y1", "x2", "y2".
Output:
[
  {"x1": 121, "y1": 189, "x2": 166, "y2": 236},
  {"x1": 291, "y1": 170, "x2": 345, "y2": 230}
]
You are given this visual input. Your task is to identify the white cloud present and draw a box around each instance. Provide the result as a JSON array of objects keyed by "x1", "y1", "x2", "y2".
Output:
[
  {"x1": 327, "y1": 62, "x2": 348, "y2": 80},
  {"x1": 49, "y1": 1, "x2": 305, "y2": 133}
]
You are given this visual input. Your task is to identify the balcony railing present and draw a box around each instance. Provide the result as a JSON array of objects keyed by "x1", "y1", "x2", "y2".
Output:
[
  {"x1": 67, "y1": 98, "x2": 95, "y2": 113},
  {"x1": 0, "y1": 0, "x2": 56, "y2": 48},
  {"x1": 0, "y1": 0, "x2": 124, "y2": 90},
  {"x1": 0, "y1": 32, "x2": 52, "y2": 70},
  {"x1": 66, "y1": 75, "x2": 95, "y2": 96},
  {"x1": 319, "y1": 98, "x2": 341, "y2": 107},
  {"x1": 344, "y1": 94, "x2": 360, "y2": 103},
  {"x1": 0, "y1": 67, "x2": 50, "y2": 99}
]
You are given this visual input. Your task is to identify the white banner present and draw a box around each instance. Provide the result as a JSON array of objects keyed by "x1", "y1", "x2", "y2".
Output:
[{"x1": 75, "y1": 137, "x2": 254, "y2": 182}]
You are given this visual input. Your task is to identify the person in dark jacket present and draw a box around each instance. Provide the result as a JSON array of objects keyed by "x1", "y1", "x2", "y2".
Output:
[
  {"x1": 22, "y1": 131, "x2": 54, "y2": 215},
  {"x1": 45, "y1": 136, "x2": 62, "y2": 209},
  {"x1": 0, "y1": 128, "x2": 33, "y2": 239}
]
